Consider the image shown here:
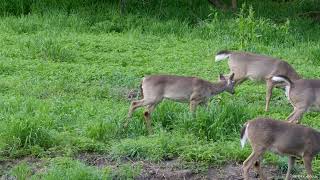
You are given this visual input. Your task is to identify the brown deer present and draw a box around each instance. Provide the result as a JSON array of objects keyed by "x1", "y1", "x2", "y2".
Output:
[
  {"x1": 272, "y1": 75, "x2": 320, "y2": 123},
  {"x1": 215, "y1": 50, "x2": 300, "y2": 112},
  {"x1": 126, "y1": 74, "x2": 235, "y2": 134},
  {"x1": 241, "y1": 118, "x2": 320, "y2": 180}
]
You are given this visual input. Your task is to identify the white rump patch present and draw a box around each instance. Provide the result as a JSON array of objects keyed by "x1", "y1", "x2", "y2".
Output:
[
  {"x1": 215, "y1": 54, "x2": 230, "y2": 62},
  {"x1": 272, "y1": 76, "x2": 291, "y2": 100},
  {"x1": 240, "y1": 123, "x2": 249, "y2": 148},
  {"x1": 271, "y1": 76, "x2": 287, "y2": 83}
]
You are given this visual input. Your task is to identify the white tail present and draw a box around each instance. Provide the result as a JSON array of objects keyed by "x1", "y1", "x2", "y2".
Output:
[
  {"x1": 215, "y1": 53, "x2": 230, "y2": 62},
  {"x1": 240, "y1": 123, "x2": 248, "y2": 148},
  {"x1": 271, "y1": 76, "x2": 291, "y2": 85}
]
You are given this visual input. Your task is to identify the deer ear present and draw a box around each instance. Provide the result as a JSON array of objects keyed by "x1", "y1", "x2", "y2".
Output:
[
  {"x1": 219, "y1": 74, "x2": 226, "y2": 81},
  {"x1": 230, "y1": 73, "x2": 235, "y2": 80}
]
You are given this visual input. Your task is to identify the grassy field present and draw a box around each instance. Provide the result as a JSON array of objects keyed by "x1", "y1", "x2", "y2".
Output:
[{"x1": 1, "y1": 0, "x2": 320, "y2": 179}]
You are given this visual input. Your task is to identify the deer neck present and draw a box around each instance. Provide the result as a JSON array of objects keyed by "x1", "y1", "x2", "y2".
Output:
[{"x1": 210, "y1": 81, "x2": 227, "y2": 95}]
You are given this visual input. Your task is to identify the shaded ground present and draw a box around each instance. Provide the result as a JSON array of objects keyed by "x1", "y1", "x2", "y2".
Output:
[
  {"x1": 0, "y1": 156, "x2": 44, "y2": 179},
  {"x1": 77, "y1": 153, "x2": 282, "y2": 180},
  {"x1": 208, "y1": 163, "x2": 280, "y2": 180},
  {"x1": 0, "y1": 153, "x2": 285, "y2": 179}
]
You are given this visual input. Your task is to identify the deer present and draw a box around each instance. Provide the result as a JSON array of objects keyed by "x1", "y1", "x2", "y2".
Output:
[
  {"x1": 272, "y1": 75, "x2": 320, "y2": 123},
  {"x1": 126, "y1": 73, "x2": 235, "y2": 134},
  {"x1": 241, "y1": 117, "x2": 320, "y2": 180},
  {"x1": 215, "y1": 50, "x2": 300, "y2": 112}
]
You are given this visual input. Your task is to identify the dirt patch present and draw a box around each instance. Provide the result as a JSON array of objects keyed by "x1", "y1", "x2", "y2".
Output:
[
  {"x1": 0, "y1": 153, "x2": 284, "y2": 180},
  {"x1": 208, "y1": 162, "x2": 281, "y2": 180},
  {"x1": 0, "y1": 156, "x2": 44, "y2": 179},
  {"x1": 77, "y1": 153, "x2": 206, "y2": 179},
  {"x1": 76, "y1": 153, "x2": 284, "y2": 180}
]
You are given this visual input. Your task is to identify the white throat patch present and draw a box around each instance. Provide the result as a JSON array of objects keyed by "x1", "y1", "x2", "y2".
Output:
[{"x1": 285, "y1": 85, "x2": 290, "y2": 100}]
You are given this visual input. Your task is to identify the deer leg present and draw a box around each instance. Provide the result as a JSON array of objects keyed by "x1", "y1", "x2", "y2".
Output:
[
  {"x1": 286, "y1": 110, "x2": 296, "y2": 122},
  {"x1": 190, "y1": 93, "x2": 203, "y2": 114},
  {"x1": 143, "y1": 103, "x2": 158, "y2": 134},
  {"x1": 128, "y1": 99, "x2": 145, "y2": 118},
  {"x1": 253, "y1": 159, "x2": 266, "y2": 180},
  {"x1": 190, "y1": 99, "x2": 203, "y2": 114},
  {"x1": 243, "y1": 152, "x2": 255, "y2": 179},
  {"x1": 303, "y1": 155, "x2": 313, "y2": 180},
  {"x1": 243, "y1": 148, "x2": 265, "y2": 180},
  {"x1": 125, "y1": 99, "x2": 146, "y2": 127},
  {"x1": 287, "y1": 107, "x2": 307, "y2": 124},
  {"x1": 265, "y1": 78, "x2": 274, "y2": 112},
  {"x1": 285, "y1": 156, "x2": 295, "y2": 180}
]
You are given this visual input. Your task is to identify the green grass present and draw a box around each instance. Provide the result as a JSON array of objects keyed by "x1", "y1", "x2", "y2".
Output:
[{"x1": 1, "y1": 0, "x2": 320, "y2": 178}]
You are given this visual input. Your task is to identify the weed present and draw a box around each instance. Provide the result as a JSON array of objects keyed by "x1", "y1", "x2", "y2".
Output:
[{"x1": 10, "y1": 162, "x2": 32, "y2": 180}]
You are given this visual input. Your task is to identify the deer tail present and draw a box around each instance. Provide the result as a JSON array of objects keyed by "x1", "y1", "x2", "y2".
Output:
[
  {"x1": 240, "y1": 123, "x2": 249, "y2": 148},
  {"x1": 215, "y1": 50, "x2": 232, "y2": 62},
  {"x1": 140, "y1": 79, "x2": 144, "y2": 99},
  {"x1": 271, "y1": 75, "x2": 293, "y2": 86}
]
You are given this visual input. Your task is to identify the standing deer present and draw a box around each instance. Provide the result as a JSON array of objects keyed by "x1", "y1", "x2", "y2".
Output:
[
  {"x1": 215, "y1": 50, "x2": 300, "y2": 111},
  {"x1": 126, "y1": 74, "x2": 235, "y2": 134},
  {"x1": 272, "y1": 75, "x2": 320, "y2": 123},
  {"x1": 241, "y1": 118, "x2": 320, "y2": 180}
]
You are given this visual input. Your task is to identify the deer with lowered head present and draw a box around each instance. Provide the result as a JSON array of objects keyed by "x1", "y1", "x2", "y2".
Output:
[
  {"x1": 272, "y1": 75, "x2": 320, "y2": 123},
  {"x1": 126, "y1": 73, "x2": 235, "y2": 134},
  {"x1": 215, "y1": 50, "x2": 300, "y2": 112},
  {"x1": 241, "y1": 118, "x2": 320, "y2": 180}
]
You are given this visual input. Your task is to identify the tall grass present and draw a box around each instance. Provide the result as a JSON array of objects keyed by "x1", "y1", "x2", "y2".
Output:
[{"x1": 0, "y1": 0, "x2": 320, "y2": 178}]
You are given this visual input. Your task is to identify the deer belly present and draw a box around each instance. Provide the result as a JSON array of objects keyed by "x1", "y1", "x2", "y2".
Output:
[
  {"x1": 246, "y1": 69, "x2": 269, "y2": 82},
  {"x1": 269, "y1": 144, "x2": 303, "y2": 157},
  {"x1": 269, "y1": 147, "x2": 284, "y2": 155},
  {"x1": 309, "y1": 104, "x2": 320, "y2": 111},
  {"x1": 163, "y1": 92, "x2": 190, "y2": 102}
]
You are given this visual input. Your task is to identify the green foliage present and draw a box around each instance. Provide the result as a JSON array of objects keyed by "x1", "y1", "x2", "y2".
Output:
[
  {"x1": 85, "y1": 118, "x2": 118, "y2": 142},
  {"x1": 111, "y1": 132, "x2": 197, "y2": 161},
  {"x1": 0, "y1": 116, "x2": 55, "y2": 156},
  {"x1": 30, "y1": 36, "x2": 75, "y2": 63},
  {"x1": 0, "y1": 0, "x2": 320, "y2": 178},
  {"x1": 112, "y1": 163, "x2": 142, "y2": 180},
  {"x1": 180, "y1": 141, "x2": 250, "y2": 164},
  {"x1": 33, "y1": 157, "x2": 107, "y2": 180},
  {"x1": 11, "y1": 162, "x2": 32, "y2": 180},
  {"x1": 235, "y1": 3, "x2": 292, "y2": 50}
]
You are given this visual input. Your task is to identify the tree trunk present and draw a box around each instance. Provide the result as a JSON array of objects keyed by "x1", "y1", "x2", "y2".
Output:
[
  {"x1": 208, "y1": 0, "x2": 237, "y2": 11},
  {"x1": 119, "y1": 0, "x2": 126, "y2": 15}
]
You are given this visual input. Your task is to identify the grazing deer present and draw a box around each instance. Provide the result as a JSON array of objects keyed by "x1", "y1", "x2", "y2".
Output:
[
  {"x1": 215, "y1": 50, "x2": 300, "y2": 112},
  {"x1": 272, "y1": 75, "x2": 320, "y2": 123},
  {"x1": 126, "y1": 74, "x2": 235, "y2": 134},
  {"x1": 241, "y1": 118, "x2": 320, "y2": 180}
]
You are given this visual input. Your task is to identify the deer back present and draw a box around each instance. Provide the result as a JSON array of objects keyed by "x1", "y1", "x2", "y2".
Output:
[
  {"x1": 289, "y1": 79, "x2": 320, "y2": 109},
  {"x1": 247, "y1": 118, "x2": 320, "y2": 156},
  {"x1": 141, "y1": 75, "x2": 213, "y2": 101},
  {"x1": 228, "y1": 52, "x2": 299, "y2": 81}
]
